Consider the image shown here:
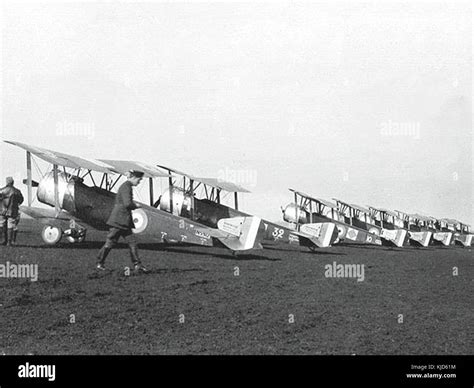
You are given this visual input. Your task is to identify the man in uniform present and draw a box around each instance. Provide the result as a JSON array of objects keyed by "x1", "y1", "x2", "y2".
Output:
[
  {"x1": 96, "y1": 170, "x2": 150, "y2": 273},
  {"x1": 0, "y1": 177, "x2": 24, "y2": 246}
]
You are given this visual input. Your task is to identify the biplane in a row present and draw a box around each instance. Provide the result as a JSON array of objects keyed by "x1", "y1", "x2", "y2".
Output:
[
  {"x1": 3, "y1": 140, "x2": 472, "y2": 250},
  {"x1": 282, "y1": 190, "x2": 472, "y2": 248},
  {"x1": 437, "y1": 218, "x2": 472, "y2": 247},
  {"x1": 282, "y1": 190, "x2": 383, "y2": 246},
  {"x1": 152, "y1": 166, "x2": 338, "y2": 250},
  {"x1": 370, "y1": 208, "x2": 431, "y2": 247},
  {"x1": 393, "y1": 211, "x2": 452, "y2": 246},
  {"x1": 4, "y1": 141, "x2": 265, "y2": 253},
  {"x1": 332, "y1": 199, "x2": 407, "y2": 247}
]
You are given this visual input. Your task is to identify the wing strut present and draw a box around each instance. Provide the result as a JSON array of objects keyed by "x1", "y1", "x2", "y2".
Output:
[
  {"x1": 168, "y1": 174, "x2": 174, "y2": 214},
  {"x1": 26, "y1": 151, "x2": 32, "y2": 207},
  {"x1": 53, "y1": 164, "x2": 60, "y2": 215},
  {"x1": 149, "y1": 177, "x2": 154, "y2": 207},
  {"x1": 190, "y1": 179, "x2": 195, "y2": 220},
  {"x1": 294, "y1": 191, "x2": 298, "y2": 231}
]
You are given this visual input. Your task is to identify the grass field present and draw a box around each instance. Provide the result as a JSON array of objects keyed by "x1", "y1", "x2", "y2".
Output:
[{"x1": 0, "y1": 219, "x2": 472, "y2": 355}]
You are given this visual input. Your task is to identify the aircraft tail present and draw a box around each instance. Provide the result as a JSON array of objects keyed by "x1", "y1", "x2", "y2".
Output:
[
  {"x1": 216, "y1": 216, "x2": 263, "y2": 251},
  {"x1": 433, "y1": 232, "x2": 453, "y2": 246},
  {"x1": 380, "y1": 228, "x2": 408, "y2": 247},
  {"x1": 408, "y1": 231, "x2": 432, "y2": 247},
  {"x1": 299, "y1": 222, "x2": 337, "y2": 248},
  {"x1": 454, "y1": 234, "x2": 473, "y2": 247}
]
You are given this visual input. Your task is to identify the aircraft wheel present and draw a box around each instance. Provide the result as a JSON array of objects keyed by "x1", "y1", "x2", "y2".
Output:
[{"x1": 41, "y1": 225, "x2": 62, "y2": 245}]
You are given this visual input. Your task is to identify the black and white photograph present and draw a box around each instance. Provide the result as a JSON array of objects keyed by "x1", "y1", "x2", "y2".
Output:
[{"x1": 0, "y1": 0, "x2": 472, "y2": 385}]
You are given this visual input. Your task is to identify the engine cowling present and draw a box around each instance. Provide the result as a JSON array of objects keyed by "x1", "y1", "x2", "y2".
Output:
[
  {"x1": 37, "y1": 171, "x2": 75, "y2": 213},
  {"x1": 282, "y1": 203, "x2": 308, "y2": 224}
]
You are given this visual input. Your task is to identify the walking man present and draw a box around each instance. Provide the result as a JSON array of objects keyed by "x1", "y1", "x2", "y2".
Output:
[
  {"x1": 0, "y1": 177, "x2": 24, "y2": 246},
  {"x1": 96, "y1": 170, "x2": 149, "y2": 273}
]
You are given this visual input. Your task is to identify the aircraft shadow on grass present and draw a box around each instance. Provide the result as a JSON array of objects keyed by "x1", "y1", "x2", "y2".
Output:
[
  {"x1": 334, "y1": 243, "x2": 448, "y2": 252},
  {"x1": 139, "y1": 244, "x2": 281, "y2": 262},
  {"x1": 11, "y1": 241, "x2": 280, "y2": 262},
  {"x1": 261, "y1": 244, "x2": 346, "y2": 256}
]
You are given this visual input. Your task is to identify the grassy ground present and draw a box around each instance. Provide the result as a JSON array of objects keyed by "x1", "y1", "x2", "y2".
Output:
[{"x1": 0, "y1": 219, "x2": 472, "y2": 355}]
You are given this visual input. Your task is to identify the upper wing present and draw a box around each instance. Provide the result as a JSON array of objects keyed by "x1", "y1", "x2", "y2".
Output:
[
  {"x1": 101, "y1": 160, "x2": 170, "y2": 178},
  {"x1": 156, "y1": 164, "x2": 191, "y2": 178},
  {"x1": 5, "y1": 140, "x2": 113, "y2": 173},
  {"x1": 192, "y1": 177, "x2": 250, "y2": 193},
  {"x1": 350, "y1": 204, "x2": 372, "y2": 215},
  {"x1": 376, "y1": 208, "x2": 398, "y2": 218},
  {"x1": 410, "y1": 213, "x2": 433, "y2": 222},
  {"x1": 5, "y1": 141, "x2": 170, "y2": 180},
  {"x1": 333, "y1": 198, "x2": 371, "y2": 215},
  {"x1": 156, "y1": 164, "x2": 251, "y2": 193},
  {"x1": 289, "y1": 188, "x2": 337, "y2": 208}
]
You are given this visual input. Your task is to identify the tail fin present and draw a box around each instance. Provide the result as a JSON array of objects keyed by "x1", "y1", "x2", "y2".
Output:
[
  {"x1": 299, "y1": 222, "x2": 336, "y2": 248},
  {"x1": 380, "y1": 228, "x2": 407, "y2": 247},
  {"x1": 455, "y1": 234, "x2": 473, "y2": 247},
  {"x1": 409, "y1": 231, "x2": 432, "y2": 247},
  {"x1": 433, "y1": 232, "x2": 453, "y2": 246},
  {"x1": 216, "y1": 216, "x2": 263, "y2": 251}
]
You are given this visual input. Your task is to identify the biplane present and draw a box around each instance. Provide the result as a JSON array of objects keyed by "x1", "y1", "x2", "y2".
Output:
[
  {"x1": 438, "y1": 218, "x2": 472, "y2": 247},
  {"x1": 381, "y1": 209, "x2": 433, "y2": 247},
  {"x1": 332, "y1": 199, "x2": 407, "y2": 247},
  {"x1": 4, "y1": 141, "x2": 265, "y2": 252},
  {"x1": 281, "y1": 190, "x2": 383, "y2": 246},
  {"x1": 429, "y1": 217, "x2": 455, "y2": 246},
  {"x1": 370, "y1": 207, "x2": 431, "y2": 247},
  {"x1": 420, "y1": 216, "x2": 453, "y2": 246},
  {"x1": 152, "y1": 166, "x2": 337, "y2": 250},
  {"x1": 394, "y1": 211, "x2": 453, "y2": 247}
]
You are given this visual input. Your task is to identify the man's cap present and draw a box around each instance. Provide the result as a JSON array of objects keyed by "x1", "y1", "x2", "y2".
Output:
[
  {"x1": 129, "y1": 170, "x2": 145, "y2": 178},
  {"x1": 6, "y1": 176, "x2": 14, "y2": 185}
]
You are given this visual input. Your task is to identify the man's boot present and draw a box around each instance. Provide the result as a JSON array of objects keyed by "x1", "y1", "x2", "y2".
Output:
[
  {"x1": 0, "y1": 227, "x2": 5, "y2": 246},
  {"x1": 1, "y1": 226, "x2": 7, "y2": 246},
  {"x1": 12, "y1": 230, "x2": 18, "y2": 245},
  {"x1": 130, "y1": 245, "x2": 149, "y2": 273},
  {"x1": 6, "y1": 229, "x2": 13, "y2": 247},
  {"x1": 96, "y1": 245, "x2": 111, "y2": 270}
]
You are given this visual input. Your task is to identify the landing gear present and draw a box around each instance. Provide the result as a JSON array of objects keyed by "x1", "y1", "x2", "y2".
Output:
[
  {"x1": 41, "y1": 225, "x2": 63, "y2": 245},
  {"x1": 41, "y1": 225, "x2": 87, "y2": 245},
  {"x1": 65, "y1": 228, "x2": 86, "y2": 243}
]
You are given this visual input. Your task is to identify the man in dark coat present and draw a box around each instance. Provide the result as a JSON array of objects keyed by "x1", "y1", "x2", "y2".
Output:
[
  {"x1": 96, "y1": 170, "x2": 149, "y2": 273},
  {"x1": 0, "y1": 177, "x2": 24, "y2": 246}
]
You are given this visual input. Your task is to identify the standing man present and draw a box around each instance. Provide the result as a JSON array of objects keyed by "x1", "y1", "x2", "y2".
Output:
[
  {"x1": 96, "y1": 170, "x2": 150, "y2": 273},
  {"x1": 0, "y1": 177, "x2": 24, "y2": 246}
]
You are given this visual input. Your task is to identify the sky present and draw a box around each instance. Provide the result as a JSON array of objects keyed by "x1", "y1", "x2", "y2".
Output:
[{"x1": 0, "y1": 1, "x2": 472, "y2": 224}]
